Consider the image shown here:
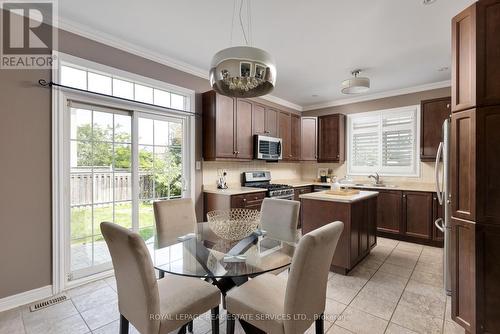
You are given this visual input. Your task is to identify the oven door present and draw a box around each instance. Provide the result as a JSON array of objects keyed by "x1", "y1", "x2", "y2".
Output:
[
  {"x1": 255, "y1": 135, "x2": 282, "y2": 160},
  {"x1": 271, "y1": 194, "x2": 294, "y2": 200}
]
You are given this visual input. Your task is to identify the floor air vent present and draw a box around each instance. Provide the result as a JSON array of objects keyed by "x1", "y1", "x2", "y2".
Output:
[{"x1": 30, "y1": 294, "x2": 68, "y2": 312}]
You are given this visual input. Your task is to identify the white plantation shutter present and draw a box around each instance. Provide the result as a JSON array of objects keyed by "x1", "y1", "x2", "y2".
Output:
[
  {"x1": 350, "y1": 116, "x2": 379, "y2": 170},
  {"x1": 348, "y1": 106, "x2": 419, "y2": 176}
]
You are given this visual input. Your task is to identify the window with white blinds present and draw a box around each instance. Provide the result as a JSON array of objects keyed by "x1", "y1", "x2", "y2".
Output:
[{"x1": 347, "y1": 106, "x2": 420, "y2": 176}]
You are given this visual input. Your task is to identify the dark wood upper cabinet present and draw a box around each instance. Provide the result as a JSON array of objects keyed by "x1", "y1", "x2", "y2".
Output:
[
  {"x1": 403, "y1": 191, "x2": 433, "y2": 240},
  {"x1": 278, "y1": 111, "x2": 291, "y2": 160},
  {"x1": 318, "y1": 114, "x2": 345, "y2": 163},
  {"x1": 252, "y1": 103, "x2": 266, "y2": 135},
  {"x1": 235, "y1": 99, "x2": 254, "y2": 159},
  {"x1": 421, "y1": 97, "x2": 451, "y2": 161},
  {"x1": 290, "y1": 114, "x2": 301, "y2": 161},
  {"x1": 376, "y1": 190, "x2": 403, "y2": 235},
  {"x1": 300, "y1": 117, "x2": 318, "y2": 161},
  {"x1": 265, "y1": 107, "x2": 278, "y2": 137},
  {"x1": 451, "y1": 109, "x2": 476, "y2": 221},
  {"x1": 202, "y1": 91, "x2": 235, "y2": 160},
  {"x1": 202, "y1": 91, "x2": 253, "y2": 161},
  {"x1": 452, "y1": 1, "x2": 500, "y2": 113}
]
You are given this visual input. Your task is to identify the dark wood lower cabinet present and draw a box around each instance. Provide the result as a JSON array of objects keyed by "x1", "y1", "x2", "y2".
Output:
[
  {"x1": 374, "y1": 189, "x2": 443, "y2": 247},
  {"x1": 294, "y1": 186, "x2": 313, "y2": 228},
  {"x1": 203, "y1": 191, "x2": 266, "y2": 219},
  {"x1": 301, "y1": 196, "x2": 378, "y2": 274},
  {"x1": 450, "y1": 217, "x2": 476, "y2": 333},
  {"x1": 376, "y1": 190, "x2": 403, "y2": 235},
  {"x1": 403, "y1": 191, "x2": 433, "y2": 240}
]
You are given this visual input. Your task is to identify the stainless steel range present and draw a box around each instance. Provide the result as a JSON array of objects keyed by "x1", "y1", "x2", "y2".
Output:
[{"x1": 242, "y1": 171, "x2": 294, "y2": 200}]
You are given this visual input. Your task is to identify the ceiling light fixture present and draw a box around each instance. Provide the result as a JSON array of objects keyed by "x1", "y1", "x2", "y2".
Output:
[
  {"x1": 341, "y1": 70, "x2": 370, "y2": 95},
  {"x1": 423, "y1": 0, "x2": 437, "y2": 5},
  {"x1": 209, "y1": 0, "x2": 276, "y2": 98}
]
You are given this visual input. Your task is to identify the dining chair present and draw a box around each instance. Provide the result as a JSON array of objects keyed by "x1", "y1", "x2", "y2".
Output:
[
  {"x1": 153, "y1": 198, "x2": 197, "y2": 248},
  {"x1": 260, "y1": 198, "x2": 300, "y2": 244},
  {"x1": 100, "y1": 222, "x2": 221, "y2": 334},
  {"x1": 225, "y1": 221, "x2": 344, "y2": 334}
]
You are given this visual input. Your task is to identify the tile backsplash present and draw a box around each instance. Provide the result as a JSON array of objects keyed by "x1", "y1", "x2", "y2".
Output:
[{"x1": 202, "y1": 160, "x2": 437, "y2": 186}]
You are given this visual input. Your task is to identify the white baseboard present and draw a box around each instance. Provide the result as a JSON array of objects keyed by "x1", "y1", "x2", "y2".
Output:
[{"x1": 0, "y1": 285, "x2": 53, "y2": 313}]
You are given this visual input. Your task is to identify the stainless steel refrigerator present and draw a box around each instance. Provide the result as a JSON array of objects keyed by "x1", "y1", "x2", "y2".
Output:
[{"x1": 434, "y1": 118, "x2": 451, "y2": 296}]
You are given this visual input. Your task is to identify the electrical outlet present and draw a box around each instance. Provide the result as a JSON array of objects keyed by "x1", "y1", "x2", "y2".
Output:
[{"x1": 195, "y1": 161, "x2": 201, "y2": 170}]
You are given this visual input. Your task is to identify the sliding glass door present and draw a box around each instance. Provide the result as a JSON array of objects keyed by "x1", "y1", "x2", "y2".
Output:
[{"x1": 68, "y1": 101, "x2": 187, "y2": 280}]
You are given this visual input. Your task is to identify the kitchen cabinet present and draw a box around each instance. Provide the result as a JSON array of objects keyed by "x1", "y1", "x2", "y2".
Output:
[
  {"x1": 294, "y1": 186, "x2": 313, "y2": 228},
  {"x1": 450, "y1": 217, "x2": 476, "y2": 333},
  {"x1": 252, "y1": 103, "x2": 266, "y2": 135},
  {"x1": 253, "y1": 104, "x2": 278, "y2": 137},
  {"x1": 403, "y1": 191, "x2": 433, "y2": 240},
  {"x1": 300, "y1": 117, "x2": 317, "y2": 161},
  {"x1": 318, "y1": 114, "x2": 345, "y2": 163},
  {"x1": 290, "y1": 114, "x2": 301, "y2": 161},
  {"x1": 450, "y1": 3, "x2": 500, "y2": 332},
  {"x1": 301, "y1": 193, "x2": 378, "y2": 274},
  {"x1": 451, "y1": 1, "x2": 500, "y2": 113},
  {"x1": 235, "y1": 99, "x2": 254, "y2": 159},
  {"x1": 203, "y1": 191, "x2": 266, "y2": 219},
  {"x1": 376, "y1": 190, "x2": 403, "y2": 235},
  {"x1": 265, "y1": 107, "x2": 278, "y2": 137},
  {"x1": 450, "y1": 109, "x2": 476, "y2": 221},
  {"x1": 278, "y1": 111, "x2": 291, "y2": 160},
  {"x1": 420, "y1": 97, "x2": 451, "y2": 161},
  {"x1": 202, "y1": 91, "x2": 254, "y2": 161},
  {"x1": 371, "y1": 188, "x2": 442, "y2": 247}
]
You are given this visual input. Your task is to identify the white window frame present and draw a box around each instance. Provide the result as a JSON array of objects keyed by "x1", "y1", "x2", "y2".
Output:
[
  {"x1": 52, "y1": 52, "x2": 196, "y2": 292},
  {"x1": 346, "y1": 105, "x2": 421, "y2": 177}
]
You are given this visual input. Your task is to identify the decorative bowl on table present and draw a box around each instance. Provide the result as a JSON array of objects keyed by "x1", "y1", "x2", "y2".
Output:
[{"x1": 207, "y1": 209, "x2": 261, "y2": 241}]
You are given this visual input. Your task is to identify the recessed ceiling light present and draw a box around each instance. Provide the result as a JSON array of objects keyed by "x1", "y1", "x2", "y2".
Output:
[
  {"x1": 311, "y1": 94, "x2": 319, "y2": 97},
  {"x1": 438, "y1": 66, "x2": 449, "y2": 72},
  {"x1": 423, "y1": 0, "x2": 437, "y2": 5}
]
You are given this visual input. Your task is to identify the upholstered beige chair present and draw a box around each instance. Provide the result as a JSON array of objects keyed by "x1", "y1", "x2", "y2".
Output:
[
  {"x1": 100, "y1": 222, "x2": 221, "y2": 334},
  {"x1": 226, "y1": 221, "x2": 344, "y2": 334},
  {"x1": 260, "y1": 198, "x2": 300, "y2": 244},
  {"x1": 153, "y1": 198, "x2": 197, "y2": 249}
]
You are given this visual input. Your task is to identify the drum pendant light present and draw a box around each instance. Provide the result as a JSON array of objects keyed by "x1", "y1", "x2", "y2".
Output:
[
  {"x1": 341, "y1": 70, "x2": 370, "y2": 94},
  {"x1": 209, "y1": 0, "x2": 276, "y2": 98}
]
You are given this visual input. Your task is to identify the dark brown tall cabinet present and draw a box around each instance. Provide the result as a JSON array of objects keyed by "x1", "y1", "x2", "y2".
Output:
[
  {"x1": 420, "y1": 97, "x2": 451, "y2": 161},
  {"x1": 450, "y1": 1, "x2": 500, "y2": 333},
  {"x1": 300, "y1": 117, "x2": 318, "y2": 161},
  {"x1": 318, "y1": 114, "x2": 345, "y2": 163}
]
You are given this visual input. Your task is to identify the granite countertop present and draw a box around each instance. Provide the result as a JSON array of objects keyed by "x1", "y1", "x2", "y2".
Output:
[
  {"x1": 272, "y1": 179, "x2": 437, "y2": 193},
  {"x1": 203, "y1": 185, "x2": 266, "y2": 196},
  {"x1": 299, "y1": 190, "x2": 379, "y2": 203}
]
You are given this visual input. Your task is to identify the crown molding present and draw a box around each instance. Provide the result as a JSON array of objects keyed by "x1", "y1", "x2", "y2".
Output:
[
  {"x1": 259, "y1": 94, "x2": 303, "y2": 112},
  {"x1": 57, "y1": 18, "x2": 209, "y2": 79},
  {"x1": 302, "y1": 80, "x2": 451, "y2": 111}
]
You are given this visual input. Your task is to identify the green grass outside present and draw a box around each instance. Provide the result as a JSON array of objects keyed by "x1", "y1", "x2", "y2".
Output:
[{"x1": 71, "y1": 202, "x2": 156, "y2": 243}]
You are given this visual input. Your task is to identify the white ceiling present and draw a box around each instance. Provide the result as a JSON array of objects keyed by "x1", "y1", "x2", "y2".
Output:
[{"x1": 58, "y1": 0, "x2": 475, "y2": 110}]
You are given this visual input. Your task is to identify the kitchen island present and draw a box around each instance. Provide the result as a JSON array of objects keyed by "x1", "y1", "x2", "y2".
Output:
[{"x1": 300, "y1": 190, "x2": 379, "y2": 275}]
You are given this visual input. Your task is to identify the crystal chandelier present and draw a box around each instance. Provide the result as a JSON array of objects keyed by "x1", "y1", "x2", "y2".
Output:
[{"x1": 209, "y1": 0, "x2": 276, "y2": 98}]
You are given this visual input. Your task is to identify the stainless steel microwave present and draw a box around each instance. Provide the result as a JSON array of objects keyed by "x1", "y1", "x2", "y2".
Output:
[{"x1": 254, "y1": 135, "x2": 282, "y2": 160}]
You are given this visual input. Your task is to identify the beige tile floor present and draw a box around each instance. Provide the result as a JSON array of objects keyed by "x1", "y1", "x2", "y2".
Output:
[{"x1": 0, "y1": 238, "x2": 466, "y2": 334}]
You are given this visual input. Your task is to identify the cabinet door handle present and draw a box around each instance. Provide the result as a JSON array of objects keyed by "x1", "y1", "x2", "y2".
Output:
[
  {"x1": 337, "y1": 154, "x2": 340, "y2": 158},
  {"x1": 403, "y1": 194, "x2": 406, "y2": 198},
  {"x1": 446, "y1": 104, "x2": 451, "y2": 109},
  {"x1": 243, "y1": 198, "x2": 247, "y2": 202}
]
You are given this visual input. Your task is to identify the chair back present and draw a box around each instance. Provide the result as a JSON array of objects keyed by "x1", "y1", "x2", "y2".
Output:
[
  {"x1": 260, "y1": 198, "x2": 300, "y2": 244},
  {"x1": 100, "y1": 222, "x2": 160, "y2": 334},
  {"x1": 153, "y1": 198, "x2": 197, "y2": 248},
  {"x1": 283, "y1": 221, "x2": 344, "y2": 334}
]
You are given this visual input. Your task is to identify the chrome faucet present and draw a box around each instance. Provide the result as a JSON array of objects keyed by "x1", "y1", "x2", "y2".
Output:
[{"x1": 368, "y1": 172, "x2": 381, "y2": 185}]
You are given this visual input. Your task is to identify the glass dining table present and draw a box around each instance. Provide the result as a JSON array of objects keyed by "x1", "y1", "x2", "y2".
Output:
[{"x1": 150, "y1": 222, "x2": 296, "y2": 333}]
